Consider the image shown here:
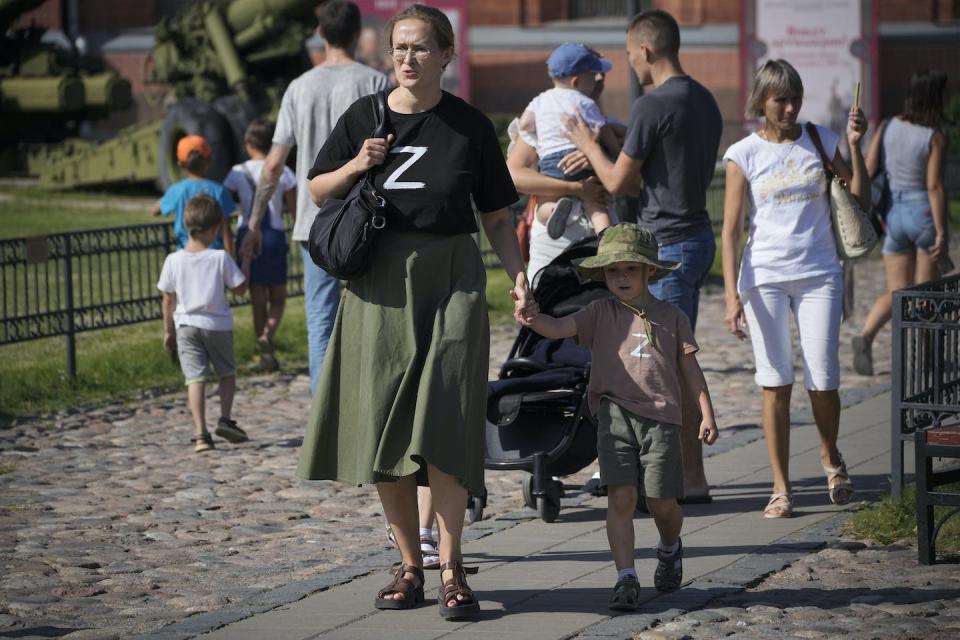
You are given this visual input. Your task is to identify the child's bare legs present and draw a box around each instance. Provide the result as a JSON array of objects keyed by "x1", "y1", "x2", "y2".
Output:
[
  {"x1": 537, "y1": 198, "x2": 580, "y2": 240},
  {"x1": 217, "y1": 375, "x2": 236, "y2": 421},
  {"x1": 187, "y1": 381, "x2": 207, "y2": 437},
  {"x1": 250, "y1": 284, "x2": 268, "y2": 339},
  {"x1": 606, "y1": 484, "x2": 638, "y2": 570},
  {"x1": 263, "y1": 284, "x2": 287, "y2": 341},
  {"x1": 645, "y1": 497, "x2": 682, "y2": 547}
]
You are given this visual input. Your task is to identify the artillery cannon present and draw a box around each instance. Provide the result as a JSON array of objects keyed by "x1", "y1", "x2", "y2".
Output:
[
  {"x1": 31, "y1": 0, "x2": 319, "y2": 190},
  {"x1": 0, "y1": 0, "x2": 132, "y2": 165}
]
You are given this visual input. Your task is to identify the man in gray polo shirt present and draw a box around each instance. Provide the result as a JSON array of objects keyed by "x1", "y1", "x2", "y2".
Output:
[{"x1": 240, "y1": 1, "x2": 389, "y2": 393}]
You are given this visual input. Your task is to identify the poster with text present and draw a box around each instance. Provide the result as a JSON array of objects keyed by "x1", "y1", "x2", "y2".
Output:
[
  {"x1": 354, "y1": 0, "x2": 469, "y2": 101},
  {"x1": 748, "y1": 0, "x2": 875, "y2": 135}
]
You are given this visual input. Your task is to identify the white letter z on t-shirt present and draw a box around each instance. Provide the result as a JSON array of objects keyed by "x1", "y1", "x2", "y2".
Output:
[{"x1": 384, "y1": 146, "x2": 427, "y2": 189}]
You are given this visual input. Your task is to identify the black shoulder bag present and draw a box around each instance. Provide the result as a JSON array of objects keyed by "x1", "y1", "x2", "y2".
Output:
[{"x1": 308, "y1": 91, "x2": 389, "y2": 280}]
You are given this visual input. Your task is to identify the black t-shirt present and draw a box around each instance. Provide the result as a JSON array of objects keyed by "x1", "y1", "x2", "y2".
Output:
[
  {"x1": 622, "y1": 76, "x2": 722, "y2": 244},
  {"x1": 309, "y1": 90, "x2": 518, "y2": 236}
]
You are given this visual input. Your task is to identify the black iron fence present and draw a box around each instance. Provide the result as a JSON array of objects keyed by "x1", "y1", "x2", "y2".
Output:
[
  {"x1": 0, "y1": 221, "x2": 304, "y2": 377},
  {"x1": 890, "y1": 273, "x2": 960, "y2": 498}
]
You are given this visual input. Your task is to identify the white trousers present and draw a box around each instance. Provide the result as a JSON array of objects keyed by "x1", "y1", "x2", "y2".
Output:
[{"x1": 741, "y1": 272, "x2": 842, "y2": 390}]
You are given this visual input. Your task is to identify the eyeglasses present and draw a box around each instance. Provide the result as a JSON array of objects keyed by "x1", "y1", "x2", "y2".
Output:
[{"x1": 389, "y1": 45, "x2": 434, "y2": 62}]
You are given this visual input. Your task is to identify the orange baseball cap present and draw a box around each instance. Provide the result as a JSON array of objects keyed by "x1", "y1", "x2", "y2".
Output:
[{"x1": 176, "y1": 135, "x2": 212, "y2": 163}]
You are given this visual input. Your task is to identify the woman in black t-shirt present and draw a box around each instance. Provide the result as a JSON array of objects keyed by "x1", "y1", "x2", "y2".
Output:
[{"x1": 298, "y1": 4, "x2": 531, "y2": 619}]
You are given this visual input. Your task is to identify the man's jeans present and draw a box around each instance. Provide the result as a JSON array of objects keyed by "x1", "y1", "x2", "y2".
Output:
[
  {"x1": 301, "y1": 244, "x2": 341, "y2": 394},
  {"x1": 648, "y1": 226, "x2": 716, "y2": 331}
]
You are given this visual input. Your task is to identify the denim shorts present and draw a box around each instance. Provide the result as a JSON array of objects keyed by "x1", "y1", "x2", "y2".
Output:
[
  {"x1": 539, "y1": 149, "x2": 593, "y2": 182},
  {"x1": 882, "y1": 190, "x2": 935, "y2": 254}
]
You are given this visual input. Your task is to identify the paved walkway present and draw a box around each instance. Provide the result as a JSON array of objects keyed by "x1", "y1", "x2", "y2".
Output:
[{"x1": 2, "y1": 259, "x2": 957, "y2": 640}]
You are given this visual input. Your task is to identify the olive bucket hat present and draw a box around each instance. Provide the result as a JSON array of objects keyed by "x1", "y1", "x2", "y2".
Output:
[{"x1": 575, "y1": 223, "x2": 680, "y2": 282}]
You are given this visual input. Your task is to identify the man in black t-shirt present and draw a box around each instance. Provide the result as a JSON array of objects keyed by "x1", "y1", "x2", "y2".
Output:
[{"x1": 566, "y1": 9, "x2": 721, "y2": 503}]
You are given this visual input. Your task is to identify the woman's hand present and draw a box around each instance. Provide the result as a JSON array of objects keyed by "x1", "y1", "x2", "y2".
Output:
[
  {"x1": 930, "y1": 231, "x2": 947, "y2": 259},
  {"x1": 846, "y1": 107, "x2": 867, "y2": 148},
  {"x1": 352, "y1": 134, "x2": 395, "y2": 173},
  {"x1": 724, "y1": 293, "x2": 748, "y2": 341},
  {"x1": 558, "y1": 149, "x2": 591, "y2": 176},
  {"x1": 510, "y1": 272, "x2": 538, "y2": 325}
]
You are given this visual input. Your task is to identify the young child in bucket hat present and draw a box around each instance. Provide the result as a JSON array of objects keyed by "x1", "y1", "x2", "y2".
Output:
[
  {"x1": 517, "y1": 43, "x2": 623, "y2": 240},
  {"x1": 514, "y1": 223, "x2": 719, "y2": 610}
]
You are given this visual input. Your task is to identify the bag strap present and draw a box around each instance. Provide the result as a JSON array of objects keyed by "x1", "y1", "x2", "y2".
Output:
[
  {"x1": 876, "y1": 118, "x2": 889, "y2": 174},
  {"x1": 805, "y1": 122, "x2": 836, "y2": 178},
  {"x1": 361, "y1": 91, "x2": 389, "y2": 184}
]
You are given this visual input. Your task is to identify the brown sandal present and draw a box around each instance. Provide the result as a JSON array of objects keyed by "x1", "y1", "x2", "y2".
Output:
[
  {"x1": 438, "y1": 560, "x2": 480, "y2": 619},
  {"x1": 374, "y1": 563, "x2": 424, "y2": 610}
]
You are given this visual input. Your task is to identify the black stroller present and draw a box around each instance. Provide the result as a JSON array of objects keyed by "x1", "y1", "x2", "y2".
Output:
[{"x1": 483, "y1": 237, "x2": 610, "y2": 522}]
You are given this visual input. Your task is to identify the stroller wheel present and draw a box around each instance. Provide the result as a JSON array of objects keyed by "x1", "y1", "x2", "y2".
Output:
[
  {"x1": 537, "y1": 481, "x2": 562, "y2": 523},
  {"x1": 522, "y1": 475, "x2": 536, "y2": 510},
  {"x1": 465, "y1": 491, "x2": 485, "y2": 524}
]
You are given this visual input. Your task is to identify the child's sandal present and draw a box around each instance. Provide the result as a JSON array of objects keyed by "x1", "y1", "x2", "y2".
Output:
[
  {"x1": 374, "y1": 563, "x2": 424, "y2": 610},
  {"x1": 438, "y1": 560, "x2": 480, "y2": 619},
  {"x1": 608, "y1": 574, "x2": 640, "y2": 611},
  {"x1": 191, "y1": 433, "x2": 214, "y2": 453}
]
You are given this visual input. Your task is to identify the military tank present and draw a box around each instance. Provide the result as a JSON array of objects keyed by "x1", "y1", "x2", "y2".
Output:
[
  {"x1": 0, "y1": 0, "x2": 133, "y2": 173},
  {"x1": 29, "y1": 0, "x2": 319, "y2": 190}
]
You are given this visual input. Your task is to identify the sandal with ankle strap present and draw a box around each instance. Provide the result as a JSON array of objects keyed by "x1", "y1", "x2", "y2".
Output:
[
  {"x1": 824, "y1": 453, "x2": 854, "y2": 505},
  {"x1": 763, "y1": 492, "x2": 793, "y2": 518},
  {"x1": 438, "y1": 560, "x2": 480, "y2": 619},
  {"x1": 374, "y1": 563, "x2": 424, "y2": 610}
]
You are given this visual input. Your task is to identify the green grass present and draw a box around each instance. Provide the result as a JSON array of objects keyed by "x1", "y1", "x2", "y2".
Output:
[
  {"x1": 0, "y1": 186, "x2": 157, "y2": 238},
  {"x1": 0, "y1": 463, "x2": 15, "y2": 475},
  {"x1": 845, "y1": 482, "x2": 960, "y2": 558}
]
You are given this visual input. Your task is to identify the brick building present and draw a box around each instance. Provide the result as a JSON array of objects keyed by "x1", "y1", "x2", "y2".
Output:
[{"x1": 12, "y1": 0, "x2": 960, "y2": 151}]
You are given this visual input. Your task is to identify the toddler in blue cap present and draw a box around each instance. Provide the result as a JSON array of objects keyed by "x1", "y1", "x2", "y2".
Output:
[{"x1": 518, "y1": 43, "x2": 624, "y2": 242}]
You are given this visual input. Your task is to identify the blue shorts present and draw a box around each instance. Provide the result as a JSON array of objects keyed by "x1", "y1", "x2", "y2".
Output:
[
  {"x1": 539, "y1": 149, "x2": 593, "y2": 182},
  {"x1": 882, "y1": 190, "x2": 935, "y2": 255},
  {"x1": 236, "y1": 218, "x2": 289, "y2": 286}
]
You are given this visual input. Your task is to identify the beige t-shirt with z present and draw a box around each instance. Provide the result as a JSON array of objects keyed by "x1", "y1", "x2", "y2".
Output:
[{"x1": 572, "y1": 296, "x2": 698, "y2": 425}]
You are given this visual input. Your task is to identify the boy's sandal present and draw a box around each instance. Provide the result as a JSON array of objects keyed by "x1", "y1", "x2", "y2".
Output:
[
  {"x1": 191, "y1": 433, "x2": 215, "y2": 453},
  {"x1": 374, "y1": 563, "x2": 424, "y2": 610},
  {"x1": 608, "y1": 574, "x2": 640, "y2": 611},
  {"x1": 763, "y1": 492, "x2": 793, "y2": 518},
  {"x1": 824, "y1": 453, "x2": 854, "y2": 505},
  {"x1": 438, "y1": 560, "x2": 480, "y2": 619}
]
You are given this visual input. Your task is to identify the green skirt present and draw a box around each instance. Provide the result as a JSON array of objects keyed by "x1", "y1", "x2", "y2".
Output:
[{"x1": 297, "y1": 231, "x2": 490, "y2": 494}]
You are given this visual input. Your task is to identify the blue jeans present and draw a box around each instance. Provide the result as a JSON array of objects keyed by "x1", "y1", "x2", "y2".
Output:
[
  {"x1": 539, "y1": 149, "x2": 593, "y2": 182},
  {"x1": 300, "y1": 244, "x2": 341, "y2": 394},
  {"x1": 648, "y1": 226, "x2": 716, "y2": 331}
]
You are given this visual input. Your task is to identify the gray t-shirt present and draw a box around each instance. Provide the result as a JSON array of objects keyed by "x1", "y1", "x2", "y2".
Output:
[
  {"x1": 882, "y1": 118, "x2": 934, "y2": 192},
  {"x1": 622, "y1": 76, "x2": 722, "y2": 245},
  {"x1": 274, "y1": 62, "x2": 390, "y2": 241}
]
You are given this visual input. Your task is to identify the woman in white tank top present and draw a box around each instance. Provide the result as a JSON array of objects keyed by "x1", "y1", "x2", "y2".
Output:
[{"x1": 852, "y1": 71, "x2": 950, "y2": 376}]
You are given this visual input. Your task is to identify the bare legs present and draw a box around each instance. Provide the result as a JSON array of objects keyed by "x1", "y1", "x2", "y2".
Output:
[
  {"x1": 250, "y1": 284, "x2": 287, "y2": 342},
  {"x1": 761, "y1": 385, "x2": 843, "y2": 497},
  {"x1": 858, "y1": 250, "x2": 939, "y2": 358},
  {"x1": 376, "y1": 464, "x2": 468, "y2": 605},
  {"x1": 186, "y1": 376, "x2": 236, "y2": 437},
  {"x1": 607, "y1": 484, "x2": 682, "y2": 571}
]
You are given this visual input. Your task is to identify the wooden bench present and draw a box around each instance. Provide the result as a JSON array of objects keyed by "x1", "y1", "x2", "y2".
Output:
[{"x1": 915, "y1": 424, "x2": 960, "y2": 564}]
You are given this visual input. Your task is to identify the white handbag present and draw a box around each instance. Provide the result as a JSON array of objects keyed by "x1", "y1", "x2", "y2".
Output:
[{"x1": 806, "y1": 123, "x2": 879, "y2": 260}]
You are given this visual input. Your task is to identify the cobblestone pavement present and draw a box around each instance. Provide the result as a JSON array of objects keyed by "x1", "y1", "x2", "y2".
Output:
[
  {"x1": 0, "y1": 259, "x2": 913, "y2": 639},
  {"x1": 637, "y1": 541, "x2": 960, "y2": 640}
]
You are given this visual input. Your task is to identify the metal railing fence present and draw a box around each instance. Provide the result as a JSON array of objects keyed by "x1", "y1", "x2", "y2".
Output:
[
  {"x1": 1, "y1": 220, "x2": 304, "y2": 378},
  {"x1": 890, "y1": 273, "x2": 960, "y2": 498}
]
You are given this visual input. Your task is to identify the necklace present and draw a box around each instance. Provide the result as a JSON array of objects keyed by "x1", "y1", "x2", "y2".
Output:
[{"x1": 757, "y1": 126, "x2": 802, "y2": 165}]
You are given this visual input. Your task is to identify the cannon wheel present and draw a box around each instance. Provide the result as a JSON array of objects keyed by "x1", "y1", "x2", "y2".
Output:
[
  {"x1": 213, "y1": 95, "x2": 262, "y2": 164},
  {"x1": 159, "y1": 98, "x2": 233, "y2": 189}
]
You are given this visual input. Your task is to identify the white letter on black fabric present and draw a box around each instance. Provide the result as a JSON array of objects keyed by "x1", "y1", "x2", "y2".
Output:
[{"x1": 384, "y1": 146, "x2": 427, "y2": 189}]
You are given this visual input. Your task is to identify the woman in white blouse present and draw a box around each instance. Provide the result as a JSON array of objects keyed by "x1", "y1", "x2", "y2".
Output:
[{"x1": 721, "y1": 59, "x2": 869, "y2": 519}]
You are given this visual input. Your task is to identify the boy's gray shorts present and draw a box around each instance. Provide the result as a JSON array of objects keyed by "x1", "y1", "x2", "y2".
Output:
[
  {"x1": 176, "y1": 326, "x2": 235, "y2": 385},
  {"x1": 596, "y1": 399, "x2": 684, "y2": 499}
]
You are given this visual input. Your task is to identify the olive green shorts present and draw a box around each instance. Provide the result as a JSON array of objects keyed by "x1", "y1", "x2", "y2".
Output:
[{"x1": 596, "y1": 399, "x2": 684, "y2": 499}]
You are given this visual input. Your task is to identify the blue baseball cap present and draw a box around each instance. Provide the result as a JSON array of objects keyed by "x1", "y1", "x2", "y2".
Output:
[{"x1": 547, "y1": 43, "x2": 613, "y2": 79}]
